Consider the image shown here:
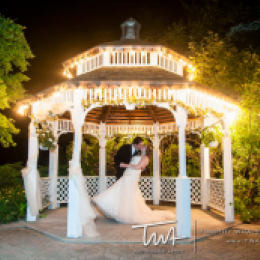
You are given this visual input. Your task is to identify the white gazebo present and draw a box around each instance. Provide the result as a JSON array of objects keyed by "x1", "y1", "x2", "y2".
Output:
[{"x1": 18, "y1": 18, "x2": 239, "y2": 239}]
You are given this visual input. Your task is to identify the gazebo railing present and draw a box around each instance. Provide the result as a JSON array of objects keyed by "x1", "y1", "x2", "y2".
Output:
[
  {"x1": 42, "y1": 176, "x2": 225, "y2": 213},
  {"x1": 207, "y1": 179, "x2": 225, "y2": 213},
  {"x1": 52, "y1": 176, "x2": 203, "y2": 204}
]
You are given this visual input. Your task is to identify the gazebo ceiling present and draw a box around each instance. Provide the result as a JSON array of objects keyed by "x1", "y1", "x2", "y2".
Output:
[{"x1": 61, "y1": 105, "x2": 198, "y2": 125}]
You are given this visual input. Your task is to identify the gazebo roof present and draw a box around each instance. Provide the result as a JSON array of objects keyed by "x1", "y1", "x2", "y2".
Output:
[
  {"x1": 72, "y1": 66, "x2": 189, "y2": 83},
  {"x1": 100, "y1": 39, "x2": 156, "y2": 46},
  {"x1": 17, "y1": 18, "x2": 239, "y2": 126}
]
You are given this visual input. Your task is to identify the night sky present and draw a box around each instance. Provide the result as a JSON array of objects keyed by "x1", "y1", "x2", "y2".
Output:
[{"x1": 0, "y1": 0, "x2": 257, "y2": 165}]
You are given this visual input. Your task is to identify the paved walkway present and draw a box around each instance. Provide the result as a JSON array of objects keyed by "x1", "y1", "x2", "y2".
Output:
[
  {"x1": 0, "y1": 205, "x2": 242, "y2": 243},
  {"x1": 0, "y1": 205, "x2": 260, "y2": 259}
]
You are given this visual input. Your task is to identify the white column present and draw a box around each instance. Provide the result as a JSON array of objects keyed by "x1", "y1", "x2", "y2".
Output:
[
  {"x1": 153, "y1": 122, "x2": 161, "y2": 205},
  {"x1": 201, "y1": 144, "x2": 210, "y2": 210},
  {"x1": 26, "y1": 122, "x2": 39, "y2": 221},
  {"x1": 48, "y1": 145, "x2": 59, "y2": 209},
  {"x1": 99, "y1": 122, "x2": 107, "y2": 193},
  {"x1": 67, "y1": 88, "x2": 85, "y2": 238},
  {"x1": 223, "y1": 119, "x2": 234, "y2": 222},
  {"x1": 172, "y1": 105, "x2": 191, "y2": 238}
]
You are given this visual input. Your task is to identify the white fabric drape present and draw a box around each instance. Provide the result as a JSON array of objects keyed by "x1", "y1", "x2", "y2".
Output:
[
  {"x1": 69, "y1": 164, "x2": 100, "y2": 237},
  {"x1": 21, "y1": 151, "x2": 42, "y2": 216}
]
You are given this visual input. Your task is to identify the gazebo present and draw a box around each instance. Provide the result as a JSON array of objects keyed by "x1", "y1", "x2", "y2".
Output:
[{"x1": 18, "y1": 18, "x2": 239, "y2": 239}]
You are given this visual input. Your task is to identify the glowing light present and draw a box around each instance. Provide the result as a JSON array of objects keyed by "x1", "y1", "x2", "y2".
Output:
[
  {"x1": 192, "y1": 67, "x2": 195, "y2": 72},
  {"x1": 189, "y1": 75, "x2": 194, "y2": 81},
  {"x1": 188, "y1": 64, "x2": 192, "y2": 69},
  {"x1": 53, "y1": 92, "x2": 60, "y2": 98},
  {"x1": 63, "y1": 70, "x2": 67, "y2": 76},
  {"x1": 168, "y1": 54, "x2": 171, "y2": 58},
  {"x1": 131, "y1": 50, "x2": 135, "y2": 55},
  {"x1": 226, "y1": 110, "x2": 239, "y2": 124},
  {"x1": 18, "y1": 105, "x2": 28, "y2": 115}
]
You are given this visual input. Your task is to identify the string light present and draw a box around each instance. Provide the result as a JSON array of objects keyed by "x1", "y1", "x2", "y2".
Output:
[
  {"x1": 53, "y1": 92, "x2": 61, "y2": 98},
  {"x1": 18, "y1": 104, "x2": 29, "y2": 115}
]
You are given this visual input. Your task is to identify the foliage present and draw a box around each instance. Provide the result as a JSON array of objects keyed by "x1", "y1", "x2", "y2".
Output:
[
  {"x1": 0, "y1": 14, "x2": 34, "y2": 147},
  {"x1": 0, "y1": 162, "x2": 26, "y2": 223},
  {"x1": 231, "y1": 111, "x2": 260, "y2": 180},
  {"x1": 230, "y1": 109, "x2": 260, "y2": 222},
  {"x1": 66, "y1": 135, "x2": 99, "y2": 176},
  {"x1": 158, "y1": 21, "x2": 189, "y2": 55},
  {"x1": 201, "y1": 125, "x2": 223, "y2": 147},
  {"x1": 189, "y1": 32, "x2": 260, "y2": 99},
  {"x1": 181, "y1": 0, "x2": 254, "y2": 43},
  {"x1": 35, "y1": 120, "x2": 57, "y2": 151},
  {"x1": 161, "y1": 143, "x2": 201, "y2": 177},
  {"x1": 0, "y1": 162, "x2": 24, "y2": 189},
  {"x1": 38, "y1": 164, "x2": 69, "y2": 177},
  {"x1": 0, "y1": 186, "x2": 26, "y2": 224},
  {"x1": 234, "y1": 177, "x2": 260, "y2": 222}
]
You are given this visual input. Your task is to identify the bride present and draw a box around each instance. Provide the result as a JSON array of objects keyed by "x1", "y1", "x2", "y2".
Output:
[{"x1": 92, "y1": 145, "x2": 175, "y2": 224}]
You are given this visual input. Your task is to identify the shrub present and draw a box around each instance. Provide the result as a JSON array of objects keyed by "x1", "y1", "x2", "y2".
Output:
[
  {"x1": 0, "y1": 162, "x2": 24, "y2": 189},
  {"x1": 0, "y1": 186, "x2": 26, "y2": 224},
  {"x1": 161, "y1": 143, "x2": 201, "y2": 177},
  {"x1": 0, "y1": 162, "x2": 27, "y2": 223}
]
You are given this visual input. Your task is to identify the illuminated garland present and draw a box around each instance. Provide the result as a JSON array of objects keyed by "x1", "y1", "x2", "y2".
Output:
[{"x1": 82, "y1": 96, "x2": 224, "y2": 118}]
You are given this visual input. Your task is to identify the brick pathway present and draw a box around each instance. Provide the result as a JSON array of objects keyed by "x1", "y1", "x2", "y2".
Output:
[{"x1": 0, "y1": 226, "x2": 260, "y2": 260}]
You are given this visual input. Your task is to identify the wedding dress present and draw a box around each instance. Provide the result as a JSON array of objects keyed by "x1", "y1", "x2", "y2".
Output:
[{"x1": 92, "y1": 155, "x2": 175, "y2": 224}]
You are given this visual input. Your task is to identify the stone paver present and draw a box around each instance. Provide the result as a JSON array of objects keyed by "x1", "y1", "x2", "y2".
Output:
[
  {"x1": 0, "y1": 205, "x2": 259, "y2": 259},
  {"x1": 0, "y1": 227, "x2": 260, "y2": 259},
  {"x1": 0, "y1": 206, "x2": 242, "y2": 244}
]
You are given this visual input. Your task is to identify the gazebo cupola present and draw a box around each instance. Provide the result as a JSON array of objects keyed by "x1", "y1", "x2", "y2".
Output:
[
  {"x1": 17, "y1": 18, "x2": 239, "y2": 240},
  {"x1": 120, "y1": 18, "x2": 141, "y2": 40}
]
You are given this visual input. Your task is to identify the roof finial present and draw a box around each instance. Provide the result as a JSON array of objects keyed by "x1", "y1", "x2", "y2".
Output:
[{"x1": 120, "y1": 18, "x2": 141, "y2": 40}]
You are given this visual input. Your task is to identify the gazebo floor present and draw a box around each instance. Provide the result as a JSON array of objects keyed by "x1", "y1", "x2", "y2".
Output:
[{"x1": 0, "y1": 205, "x2": 242, "y2": 244}]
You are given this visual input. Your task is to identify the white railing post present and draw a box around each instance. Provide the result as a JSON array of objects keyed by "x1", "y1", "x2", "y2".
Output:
[
  {"x1": 201, "y1": 144, "x2": 210, "y2": 210},
  {"x1": 223, "y1": 118, "x2": 234, "y2": 222},
  {"x1": 99, "y1": 122, "x2": 107, "y2": 193},
  {"x1": 152, "y1": 122, "x2": 161, "y2": 205},
  {"x1": 49, "y1": 146, "x2": 59, "y2": 209},
  {"x1": 48, "y1": 120, "x2": 59, "y2": 209}
]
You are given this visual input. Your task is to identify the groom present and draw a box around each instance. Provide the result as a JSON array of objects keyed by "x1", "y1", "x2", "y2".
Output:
[{"x1": 114, "y1": 136, "x2": 144, "y2": 181}]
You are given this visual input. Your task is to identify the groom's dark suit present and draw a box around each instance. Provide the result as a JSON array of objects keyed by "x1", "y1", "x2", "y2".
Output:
[{"x1": 114, "y1": 144, "x2": 140, "y2": 180}]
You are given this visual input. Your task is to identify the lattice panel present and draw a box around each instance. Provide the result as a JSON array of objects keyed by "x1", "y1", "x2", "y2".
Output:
[
  {"x1": 160, "y1": 178, "x2": 176, "y2": 201},
  {"x1": 57, "y1": 177, "x2": 69, "y2": 203},
  {"x1": 84, "y1": 177, "x2": 99, "y2": 197},
  {"x1": 41, "y1": 177, "x2": 51, "y2": 206},
  {"x1": 106, "y1": 176, "x2": 117, "y2": 188},
  {"x1": 52, "y1": 176, "x2": 203, "y2": 204},
  {"x1": 140, "y1": 177, "x2": 153, "y2": 199},
  {"x1": 190, "y1": 178, "x2": 201, "y2": 204},
  {"x1": 208, "y1": 179, "x2": 225, "y2": 212}
]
